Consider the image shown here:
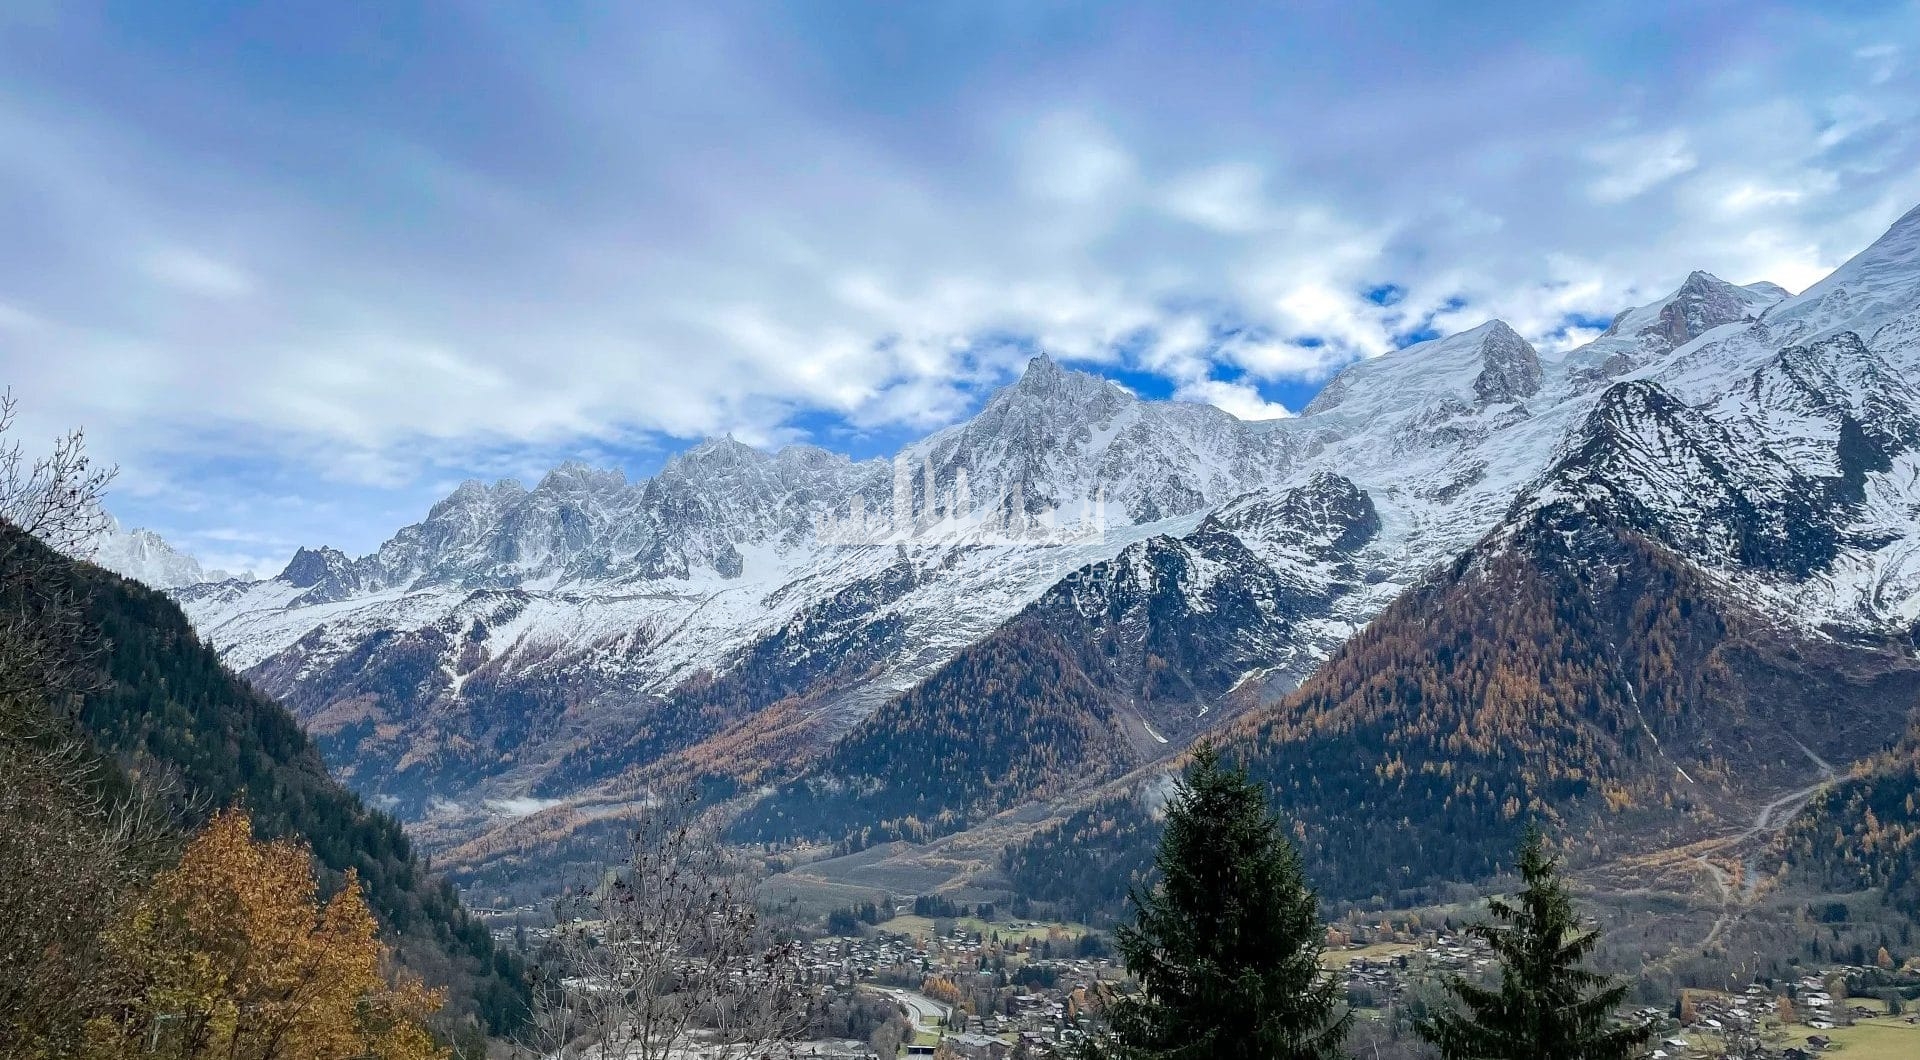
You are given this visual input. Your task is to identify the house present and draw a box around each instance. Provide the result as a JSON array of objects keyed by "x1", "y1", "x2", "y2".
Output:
[{"x1": 944, "y1": 1032, "x2": 1010, "y2": 1059}]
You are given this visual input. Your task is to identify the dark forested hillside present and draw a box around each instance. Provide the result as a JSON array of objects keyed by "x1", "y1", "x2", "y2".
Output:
[
  {"x1": 1780, "y1": 734, "x2": 1920, "y2": 908},
  {"x1": 1003, "y1": 790, "x2": 1160, "y2": 924},
  {"x1": 6, "y1": 527, "x2": 529, "y2": 1037},
  {"x1": 730, "y1": 616, "x2": 1136, "y2": 848}
]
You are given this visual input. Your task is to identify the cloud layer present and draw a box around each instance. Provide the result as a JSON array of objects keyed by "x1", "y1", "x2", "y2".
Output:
[{"x1": 1, "y1": 2, "x2": 1917, "y2": 570}]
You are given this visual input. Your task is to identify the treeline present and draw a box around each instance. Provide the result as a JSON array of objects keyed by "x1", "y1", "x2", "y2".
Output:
[
  {"x1": 728, "y1": 525, "x2": 1321, "y2": 853},
  {"x1": 1224, "y1": 517, "x2": 1727, "y2": 898}
]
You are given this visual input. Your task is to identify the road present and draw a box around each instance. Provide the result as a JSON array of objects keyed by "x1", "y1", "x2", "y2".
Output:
[{"x1": 871, "y1": 987, "x2": 950, "y2": 1038}]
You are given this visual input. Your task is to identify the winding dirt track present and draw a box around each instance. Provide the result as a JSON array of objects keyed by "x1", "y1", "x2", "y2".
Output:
[{"x1": 1692, "y1": 739, "x2": 1837, "y2": 949}]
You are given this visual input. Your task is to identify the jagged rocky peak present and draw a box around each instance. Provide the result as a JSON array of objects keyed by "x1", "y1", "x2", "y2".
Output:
[
  {"x1": 278, "y1": 545, "x2": 354, "y2": 588},
  {"x1": 1212, "y1": 471, "x2": 1381, "y2": 558},
  {"x1": 904, "y1": 350, "x2": 1272, "y2": 526},
  {"x1": 1579, "y1": 378, "x2": 1694, "y2": 443},
  {"x1": 1571, "y1": 271, "x2": 1786, "y2": 384},
  {"x1": 1610, "y1": 270, "x2": 1765, "y2": 349},
  {"x1": 991, "y1": 353, "x2": 1136, "y2": 419},
  {"x1": 426, "y1": 477, "x2": 527, "y2": 521},
  {"x1": 1470, "y1": 320, "x2": 1543, "y2": 405},
  {"x1": 1282, "y1": 471, "x2": 1382, "y2": 554},
  {"x1": 534, "y1": 461, "x2": 629, "y2": 495},
  {"x1": 664, "y1": 435, "x2": 769, "y2": 476}
]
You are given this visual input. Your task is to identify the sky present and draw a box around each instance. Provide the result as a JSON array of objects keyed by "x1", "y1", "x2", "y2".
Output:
[{"x1": 2, "y1": 1, "x2": 1918, "y2": 576}]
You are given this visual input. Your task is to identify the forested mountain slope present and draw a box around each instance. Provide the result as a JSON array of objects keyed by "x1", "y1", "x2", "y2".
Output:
[{"x1": 4, "y1": 525, "x2": 527, "y2": 1037}]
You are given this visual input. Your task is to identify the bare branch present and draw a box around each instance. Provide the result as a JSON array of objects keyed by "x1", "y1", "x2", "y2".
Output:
[
  {"x1": 0, "y1": 389, "x2": 118, "y2": 563},
  {"x1": 536, "y1": 787, "x2": 807, "y2": 1059}
]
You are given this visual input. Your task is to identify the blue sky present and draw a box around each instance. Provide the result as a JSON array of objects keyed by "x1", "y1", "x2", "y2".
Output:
[{"x1": 2, "y1": 1, "x2": 1918, "y2": 574}]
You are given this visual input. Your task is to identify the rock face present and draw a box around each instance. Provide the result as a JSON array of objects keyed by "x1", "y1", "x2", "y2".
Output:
[
  {"x1": 1470, "y1": 321, "x2": 1543, "y2": 405},
  {"x1": 168, "y1": 206, "x2": 1920, "y2": 899}
]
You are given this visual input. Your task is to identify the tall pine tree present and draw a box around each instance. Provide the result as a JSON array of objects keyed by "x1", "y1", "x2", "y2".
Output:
[
  {"x1": 1099, "y1": 745, "x2": 1348, "y2": 1060},
  {"x1": 1417, "y1": 828, "x2": 1654, "y2": 1060}
]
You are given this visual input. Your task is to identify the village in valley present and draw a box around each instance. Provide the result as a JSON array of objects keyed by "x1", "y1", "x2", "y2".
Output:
[{"x1": 483, "y1": 895, "x2": 1920, "y2": 1059}]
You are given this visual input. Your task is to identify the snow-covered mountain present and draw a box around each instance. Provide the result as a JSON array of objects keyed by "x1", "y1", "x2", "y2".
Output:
[
  {"x1": 85, "y1": 517, "x2": 236, "y2": 588},
  {"x1": 174, "y1": 355, "x2": 1283, "y2": 812},
  {"x1": 167, "y1": 204, "x2": 1920, "y2": 874}
]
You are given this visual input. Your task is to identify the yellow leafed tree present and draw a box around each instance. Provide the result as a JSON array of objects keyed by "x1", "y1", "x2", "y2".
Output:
[{"x1": 96, "y1": 809, "x2": 445, "y2": 1060}]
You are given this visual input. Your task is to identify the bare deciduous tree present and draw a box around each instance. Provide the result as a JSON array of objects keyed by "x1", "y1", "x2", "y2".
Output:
[
  {"x1": 534, "y1": 787, "x2": 807, "y2": 1059},
  {"x1": 0, "y1": 388, "x2": 116, "y2": 708}
]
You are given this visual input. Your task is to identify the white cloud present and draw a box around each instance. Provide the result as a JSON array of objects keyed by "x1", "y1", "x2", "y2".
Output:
[
  {"x1": 1585, "y1": 130, "x2": 1698, "y2": 203},
  {"x1": 141, "y1": 248, "x2": 255, "y2": 298},
  {"x1": 1218, "y1": 335, "x2": 1349, "y2": 382},
  {"x1": 1174, "y1": 378, "x2": 1292, "y2": 420},
  {"x1": 1020, "y1": 112, "x2": 1136, "y2": 206},
  {"x1": 1161, "y1": 163, "x2": 1272, "y2": 234}
]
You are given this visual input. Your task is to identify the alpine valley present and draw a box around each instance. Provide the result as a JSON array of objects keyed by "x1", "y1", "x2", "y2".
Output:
[{"x1": 111, "y1": 205, "x2": 1920, "y2": 943}]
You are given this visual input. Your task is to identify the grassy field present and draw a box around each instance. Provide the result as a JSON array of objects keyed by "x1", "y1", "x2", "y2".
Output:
[
  {"x1": 1788, "y1": 1018, "x2": 1920, "y2": 1059},
  {"x1": 876, "y1": 914, "x2": 1089, "y2": 943},
  {"x1": 1322, "y1": 941, "x2": 1419, "y2": 967}
]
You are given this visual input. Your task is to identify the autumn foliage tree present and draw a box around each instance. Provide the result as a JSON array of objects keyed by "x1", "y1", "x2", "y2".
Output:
[{"x1": 97, "y1": 809, "x2": 445, "y2": 1060}]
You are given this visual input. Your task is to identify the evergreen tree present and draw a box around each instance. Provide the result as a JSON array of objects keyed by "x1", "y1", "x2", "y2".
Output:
[
  {"x1": 1416, "y1": 828, "x2": 1654, "y2": 1060},
  {"x1": 1098, "y1": 745, "x2": 1348, "y2": 1060}
]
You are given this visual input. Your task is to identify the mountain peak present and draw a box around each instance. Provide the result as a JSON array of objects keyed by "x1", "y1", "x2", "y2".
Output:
[
  {"x1": 984, "y1": 351, "x2": 1133, "y2": 418},
  {"x1": 1300, "y1": 319, "x2": 1541, "y2": 416},
  {"x1": 1587, "y1": 269, "x2": 1776, "y2": 372},
  {"x1": 1471, "y1": 319, "x2": 1543, "y2": 404},
  {"x1": 84, "y1": 517, "x2": 231, "y2": 588},
  {"x1": 426, "y1": 477, "x2": 524, "y2": 521},
  {"x1": 534, "y1": 461, "x2": 627, "y2": 494},
  {"x1": 278, "y1": 545, "x2": 353, "y2": 588},
  {"x1": 668, "y1": 434, "x2": 767, "y2": 475}
]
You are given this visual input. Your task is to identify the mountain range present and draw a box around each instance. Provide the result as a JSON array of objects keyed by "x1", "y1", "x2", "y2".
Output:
[{"x1": 131, "y1": 204, "x2": 1920, "y2": 914}]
